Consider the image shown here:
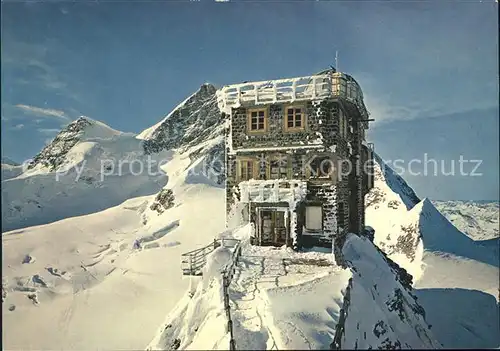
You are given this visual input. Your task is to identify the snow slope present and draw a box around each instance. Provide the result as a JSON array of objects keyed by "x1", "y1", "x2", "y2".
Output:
[
  {"x1": 433, "y1": 200, "x2": 499, "y2": 241},
  {"x1": 366, "y1": 154, "x2": 499, "y2": 348}
]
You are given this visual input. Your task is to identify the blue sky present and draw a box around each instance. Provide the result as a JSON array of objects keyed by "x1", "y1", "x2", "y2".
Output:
[{"x1": 1, "y1": 1, "x2": 498, "y2": 200}]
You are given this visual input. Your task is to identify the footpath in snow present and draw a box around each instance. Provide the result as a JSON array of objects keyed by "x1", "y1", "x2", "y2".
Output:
[{"x1": 229, "y1": 245, "x2": 350, "y2": 350}]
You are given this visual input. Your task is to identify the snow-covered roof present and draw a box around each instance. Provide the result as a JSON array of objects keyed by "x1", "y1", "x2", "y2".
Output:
[{"x1": 216, "y1": 71, "x2": 368, "y2": 120}]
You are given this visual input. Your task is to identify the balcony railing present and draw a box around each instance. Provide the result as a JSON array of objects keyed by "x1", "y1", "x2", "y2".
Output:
[
  {"x1": 238, "y1": 179, "x2": 307, "y2": 203},
  {"x1": 217, "y1": 72, "x2": 369, "y2": 120}
]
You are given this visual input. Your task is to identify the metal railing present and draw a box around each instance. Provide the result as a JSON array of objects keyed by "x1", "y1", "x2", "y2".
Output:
[
  {"x1": 331, "y1": 277, "x2": 353, "y2": 350},
  {"x1": 222, "y1": 242, "x2": 243, "y2": 351},
  {"x1": 181, "y1": 238, "x2": 240, "y2": 276},
  {"x1": 238, "y1": 179, "x2": 307, "y2": 203},
  {"x1": 181, "y1": 238, "x2": 242, "y2": 349},
  {"x1": 216, "y1": 72, "x2": 369, "y2": 120}
]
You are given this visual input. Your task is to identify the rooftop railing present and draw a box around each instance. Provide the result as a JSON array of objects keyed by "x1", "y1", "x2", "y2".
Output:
[{"x1": 217, "y1": 72, "x2": 369, "y2": 120}]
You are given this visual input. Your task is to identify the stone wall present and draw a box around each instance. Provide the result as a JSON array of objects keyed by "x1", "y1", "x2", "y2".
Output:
[
  {"x1": 230, "y1": 100, "x2": 341, "y2": 150},
  {"x1": 306, "y1": 182, "x2": 339, "y2": 238}
]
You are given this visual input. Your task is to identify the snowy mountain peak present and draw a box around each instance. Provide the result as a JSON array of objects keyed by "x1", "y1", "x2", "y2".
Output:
[
  {"x1": 139, "y1": 83, "x2": 223, "y2": 167},
  {"x1": 137, "y1": 83, "x2": 218, "y2": 143},
  {"x1": 372, "y1": 153, "x2": 421, "y2": 210},
  {"x1": 26, "y1": 117, "x2": 123, "y2": 172}
]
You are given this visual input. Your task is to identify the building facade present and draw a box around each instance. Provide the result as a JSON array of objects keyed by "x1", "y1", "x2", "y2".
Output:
[{"x1": 217, "y1": 69, "x2": 374, "y2": 250}]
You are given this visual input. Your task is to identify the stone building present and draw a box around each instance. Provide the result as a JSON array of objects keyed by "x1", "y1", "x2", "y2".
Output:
[{"x1": 217, "y1": 68, "x2": 374, "y2": 250}]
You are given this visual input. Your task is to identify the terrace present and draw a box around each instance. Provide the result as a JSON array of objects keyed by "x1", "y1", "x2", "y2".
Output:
[{"x1": 216, "y1": 71, "x2": 369, "y2": 120}]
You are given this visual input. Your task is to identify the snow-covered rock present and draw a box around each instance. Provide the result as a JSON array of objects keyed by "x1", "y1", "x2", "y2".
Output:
[
  {"x1": 139, "y1": 83, "x2": 225, "y2": 188},
  {"x1": 338, "y1": 233, "x2": 441, "y2": 349},
  {"x1": 139, "y1": 83, "x2": 222, "y2": 155}
]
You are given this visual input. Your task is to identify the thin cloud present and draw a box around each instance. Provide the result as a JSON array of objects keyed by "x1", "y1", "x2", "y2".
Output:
[
  {"x1": 38, "y1": 128, "x2": 60, "y2": 135},
  {"x1": 15, "y1": 104, "x2": 71, "y2": 122},
  {"x1": 11, "y1": 124, "x2": 24, "y2": 130},
  {"x1": 2, "y1": 37, "x2": 81, "y2": 103}
]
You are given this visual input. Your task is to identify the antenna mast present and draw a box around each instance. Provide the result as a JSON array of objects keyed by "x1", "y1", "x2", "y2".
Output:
[{"x1": 335, "y1": 50, "x2": 339, "y2": 72}]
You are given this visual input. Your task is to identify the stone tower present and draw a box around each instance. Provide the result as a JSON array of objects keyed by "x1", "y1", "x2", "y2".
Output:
[{"x1": 217, "y1": 68, "x2": 374, "y2": 251}]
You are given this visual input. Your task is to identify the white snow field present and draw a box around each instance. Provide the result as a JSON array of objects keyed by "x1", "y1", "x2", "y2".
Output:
[
  {"x1": 2, "y1": 83, "x2": 499, "y2": 350},
  {"x1": 2, "y1": 151, "x2": 225, "y2": 350}
]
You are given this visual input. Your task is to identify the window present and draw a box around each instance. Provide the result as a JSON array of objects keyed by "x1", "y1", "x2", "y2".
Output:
[
  {"x1": 285, "y1": 106, "x2": 305, "y2": 131},
  {"x1": 305, "y1": 206, "x2": 323, "y2": 231},
  {"x1": 269, "y1": 155, "x2": 289, "y2": 180},
  {"x1": 248, "y1": 108, "x2": 267, "y2": 132},
  {"x1": 239, "y1": 160, "x2": 255, "y2": 181}
]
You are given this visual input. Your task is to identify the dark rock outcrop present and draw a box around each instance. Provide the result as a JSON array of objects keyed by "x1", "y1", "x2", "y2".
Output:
[
  {"x1": 142, "y1": 84, "x2": 222, "y2": 155},
  {"x1": 150, "y1": 189, "x2": 175, "y2": 214},
  {"x1": 28, "y1": 117, "x2": 92, "y2": 171}
]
